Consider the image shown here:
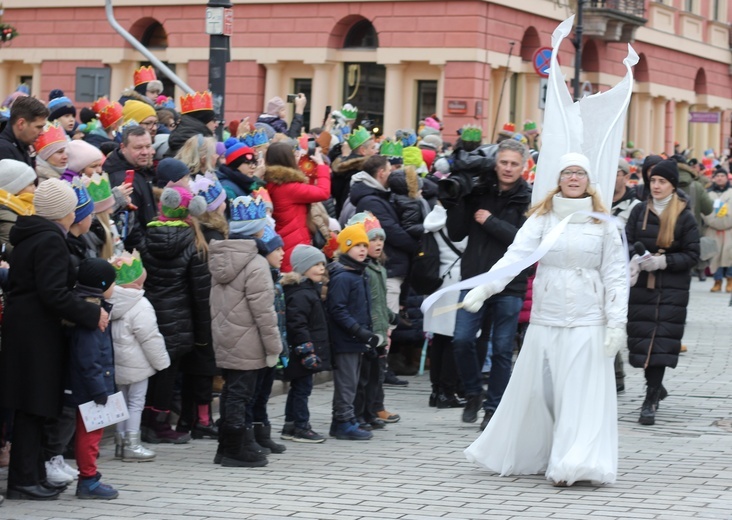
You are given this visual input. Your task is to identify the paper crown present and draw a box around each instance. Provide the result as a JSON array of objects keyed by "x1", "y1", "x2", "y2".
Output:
[
  {"x1": 70, "y1": 176, "x2": 94, "y2": 223},
  {"x1": 85, "y1": 171, "x2": 114, "y2": 213},
  {"x1": 99, "y1": 101, "x2": 124, "y2": 129},
  {"x1": 80, "y1": 119, "x2": 101, "y2": 135},
  {"x1": 347, "y1": 126, "x2": 372, "y2": 150},
  {"x1": 242, "y1": 129, "x2": 269, "y2": 148},
  {"x1": 499, "y1": 122, "x2": 516, "y2": 135},
  {"x1": 250, "y1": 187, "x2": 273, "y2": 209},
  {"x1": 380, "y1": 139, "x2": 403, "y2": 158},
  {"x1": 298, "y1": 154, "x2": 318, "y2": 179},
  {"x1": 111, "y1": 250, "x2": 144, "y2": 286},
  {"x1": 396, "y1": 129, "x2": 417, "y2": 148},
  {"x1": 34, "y1": 123, "x2": 67, "y2": 152},
  {"x1": 180, "y1": 91, "x2": 213, "y2": 115},
  {"x1": 134, "y1": 66, "x2": 157, "y2": 87},
  {"x1": 92, "y1": 97, "x2": 112, "y2": 115},
  {"x1": 0, "y1": 106, "x2": 9, "y2": 119},
  {"x1": 191, "y1": 174, "x2": 226, "y2": 212},
  {"x1": 461, "y1": 125, "x2": 482, "y2": 143},
  {"x1": 230, "y1": 195, "x2": 268, "y2": 223},
  {"x1": 341, "y1": 104, "x2": 358, "y2": 120},
  {"x1": 523, "y1": 120, "x2": 538, "y2": 134},
  {"x1": 322, "y1": 231, "x2": 340, "y2": 259}
]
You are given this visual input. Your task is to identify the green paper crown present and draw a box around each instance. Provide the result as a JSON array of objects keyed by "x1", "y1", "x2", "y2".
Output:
[
  {"x1": 112, "y1": 250, "x2": 144, "y2": 286},
  {"x1": 380, "y1": 139, "x2": 403, "y2": 158},
  {"x1": 347, "y1": 126, "x2": 372, "y2": 150},
  {"x1": 341, "y1": 104, "x2": 358, "y2": 120},
  {"x1": 86, "y1": 172, "x2": 113, "y2": 204},
  {"x1": 523, "y1": 121, "x2": 537, "y2": 131},
  {"x1": 461, "y1": 125, "x2": 482, "y2": 143}
]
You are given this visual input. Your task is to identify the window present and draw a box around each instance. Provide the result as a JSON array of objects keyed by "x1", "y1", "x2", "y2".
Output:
[
  {"x1": 141, "y1": 21, "x2": 167, "y2": 49},
  {"x1": 416, "y1": 80, "x2": 437, "y2": 130},
  {"x1": 75, "y1": 67, "x2": 111, "y2": 103},
  {"x1": 712, "y1": 0, "x2": 720, "y2": 20},
  {"x1": 343, "y1": 20, "x2": 378, "y2": 49},
  {"x1": 684, "y1": 0, "x2": 694, "y2": 13},
  {"x1": 293, "y1": 78, "x2": 312, "y2": 132}
]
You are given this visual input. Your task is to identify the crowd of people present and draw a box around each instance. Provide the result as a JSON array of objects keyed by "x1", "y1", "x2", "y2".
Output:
[{"x1": 0, "y1": 64, "x2": 729, "y2": 502}]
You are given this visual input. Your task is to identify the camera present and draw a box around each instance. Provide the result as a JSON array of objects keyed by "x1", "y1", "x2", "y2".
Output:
[
  {"x1": 437, "y1": 143, "x2": 498, "y2": 206},
  {"x1": 359, "y1": 119, "x2": 375, "y2": 131},
  {"x1": 286, "y1": 94, "x2": 298, "y2": 103}
]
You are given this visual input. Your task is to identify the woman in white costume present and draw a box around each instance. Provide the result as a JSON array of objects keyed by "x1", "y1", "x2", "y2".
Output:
[{"x1": 462, "y1": 152, "x2": 627, "y2": 486}]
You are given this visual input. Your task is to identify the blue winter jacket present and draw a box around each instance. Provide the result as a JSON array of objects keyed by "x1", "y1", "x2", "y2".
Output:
[{"x1": 326, "y1": 255, "x2": 372, "y2": 354}]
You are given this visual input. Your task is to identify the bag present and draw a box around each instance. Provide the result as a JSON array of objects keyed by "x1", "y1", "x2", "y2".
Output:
[{"x1": 410, "y1": 230, "x2": 461, "y2": 295}]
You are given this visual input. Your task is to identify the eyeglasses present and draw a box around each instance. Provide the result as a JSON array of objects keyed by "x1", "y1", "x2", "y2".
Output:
[
  {"x1": 139, "y1": 120, "x2": 158, "y2": 128},
  {"x1": 560, "y1": 169, "x2": 588, "y2": 179}
]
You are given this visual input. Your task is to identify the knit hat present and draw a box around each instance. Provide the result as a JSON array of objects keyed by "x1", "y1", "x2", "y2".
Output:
[
  {"x1": 290, "y1": 244, "x2": 326, "y2": 275},
  {"x1": 190, "y1": 174, "x2": 226, "y2": 212},
  {"x1": 424, "y1": 117, "x2": 441, "y2": 131},
  {"x1": 337, "y1": 222, "x2": 369, "y2": 254},
  {"x1": 419, "y1": 134, "x2": 443, "y2": 151},
  {"x1": 261, "y1": 225, "x2": 285, "y2": 255},
  {"x1": 557, "y1": 153, "x2": 592, "y2": 179},
  {"x1": 648, "y1": 160, "x2": 679, "y2": 189},
  {"x1": 265, "y1": 96, "x2": 285, "y2": 116},
  {"x1": 229, "y1": 195, "x2": 267, "y2": 236},
  {"x1": 641, "y1": 155, "x2": 664, "y2": 183},
  {"x1": 47, "y1": 95, "x2": 76, "y2": 121},
  {"x1": 713, "y1": 165, "x2": 729, "y2": 177},
  {"x1": 403, "y1": 146, "x2": 425, "y2": 168},
  {"x1": 618, "y1": 158, "x2": 630, "y2": 175},
  {"x1": 34, "y1": 178, "x2": 77, "y2": 220},
  {"x1": 0, "y1": 159, "x2": 37, "y2": 195},
  {"x1": 79, "y1": 107, "x2": 96, "y2": 125},
  {"x1": 67, "y1": 139, "x2": 104, "y2": 174},
  {"x1": 224, "y1": 138, "x2": 255, "y2": 170},
  {"x1": 49, "y1": 89, "x2": 65, "y2": 101},
  {"x1": 156, "y1": 158, "x2": 190, "y2": 188},
  {"x1": 77, "y1": 258, "x2": 117, "y2": 292},
  {"x1": 347, "y1": 211, "x2": 386, "y2": 241},
  {"x1": 159, "y1": 186, "x2": 206, "y2": 222},
  {"x1": 85, "y1": 172, "x2": 115, "y2": 213},
  {"x1": 111, "y1": 250, "x2": 146, "y2": 287},
  {"x1": 70, "y1": 177, "x2": 94, "y2": 224},
  {"x1": 34, "y1": 124, "x2": 68, "y2": 162},
  {"x1": 122, "y1": 100, "x2": 156, "y2": 124}
]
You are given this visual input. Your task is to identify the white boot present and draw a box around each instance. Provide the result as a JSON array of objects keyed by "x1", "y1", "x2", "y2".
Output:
[{"x1": 122, "y1": 431, "x2": 156, "y2": 462}]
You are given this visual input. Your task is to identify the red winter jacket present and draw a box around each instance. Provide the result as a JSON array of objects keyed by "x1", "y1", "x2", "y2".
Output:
[{"x1": 265, "y1": 163, "x2": 331, "y2": 271}]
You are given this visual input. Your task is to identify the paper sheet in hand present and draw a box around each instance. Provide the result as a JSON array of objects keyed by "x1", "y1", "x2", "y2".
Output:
[{"x1": 78, "y1": 391, "x2": 129, "y2": 432}]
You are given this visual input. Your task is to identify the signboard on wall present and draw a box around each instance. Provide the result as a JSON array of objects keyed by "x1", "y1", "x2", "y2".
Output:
[
  {"x1": 689, "y1": 111, "x2": 721, "y2": 123},
  {"x1": 447, "y1": 100, "x2": 468, "y2": 114}
]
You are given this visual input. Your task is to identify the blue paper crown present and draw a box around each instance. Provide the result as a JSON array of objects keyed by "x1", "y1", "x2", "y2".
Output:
[
  {"x1": 230, "y1": 195, "x2": 268, "y2": 222},
  {"x1": 396, "y1": 129, "x2": 417, "y2": 147},
  {"x1": 241, "y1": 129, "x2": 269, "y2": 148},
  {"x1": 71, "y1": 177, "x2": 92, "y2": 208},
  {"x1": 198, "y1": 178, "x2": 224, "y2": 206}
]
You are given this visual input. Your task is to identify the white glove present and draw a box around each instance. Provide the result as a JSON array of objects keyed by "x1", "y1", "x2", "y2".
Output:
[
  {"x1": 604, "y1": 327, "x2": 626, "y2": 358},
  {"x1": 639, "y1": 254, "x2": 667, "y2": 272},
  {"x1": 265, "y1": 354, "x2": 280, "y2": 368},
  {"x1": 462, "y1": 283, "x2": 496, "y2": 313},
  {"x1": 629, "y1": 254, "x2": 640, "y2": 286}
]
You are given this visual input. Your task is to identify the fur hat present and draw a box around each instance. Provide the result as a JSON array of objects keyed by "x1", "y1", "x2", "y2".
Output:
[
  {"x1": 67, "y1": 140, "x2": 104, "y2": 174},
  {"x1": 34, "y1": 178, "x2": 77, "y2": 220},
  {"x1": 0, "y1": 159, "x2": 37, "y2": 195},
  {"x1": 337, "y1": 222, "x2": 369, "y2": 254},
  {"x1": 290, "y1": 244, "x2": 326, "y2": 275},
  {"x1": 648, "y1": 160, "x2": 679, "y2": 189}
]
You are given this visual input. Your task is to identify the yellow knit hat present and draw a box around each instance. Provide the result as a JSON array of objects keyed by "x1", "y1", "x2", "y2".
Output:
[
  {"x1": 337, "y1": 222, "x2": 369, "y2": 254},
  {"x1": 122, "y1": 100, "x2": 156, "y2": 124}
]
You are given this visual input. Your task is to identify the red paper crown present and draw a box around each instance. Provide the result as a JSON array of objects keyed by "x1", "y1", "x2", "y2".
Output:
[
  {"x1": 133, "y1": 66, "x2": 157, "y2": 87},
  {"x1": 180, "y1": 91, "x2": 213, "y2": 114},
  {"x1": 99, "y1": 101, "x2": 124, "y2": 129},
  {"x1": 322, "y1": 231, "x2": 340, "y2": 259},
  {"x1": 34, "y1": 123, "x2": 67, "y2": 152},
  {"x1": 502, "y1": 122, "x2": 515, "y2": 133},
  {"x1": 298, "y1": 155, "x2": 317, "y2": 180},
  {"x1": 92, "y1": 97, "x2": 112, "y2": 115}
]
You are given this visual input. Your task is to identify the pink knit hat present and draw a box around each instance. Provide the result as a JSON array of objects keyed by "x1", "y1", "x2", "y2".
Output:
[
  {"x1": 67, "y1": 139, "x2": 104, "y2": 174},
  {"x1": 265, "y1": 96, "x2": 285, "y2": 116}
]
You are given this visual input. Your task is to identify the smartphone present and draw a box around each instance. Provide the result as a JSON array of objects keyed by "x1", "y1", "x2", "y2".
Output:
[
  {"x1": 323, "y1": 105, "x2": 331, "y2": 126},
  {"x1": 286, "y1": 94, "x2": 297, "y2": 103},
  {"x1": 124, "y1": 169, "x2": 135, "y2": 185}
]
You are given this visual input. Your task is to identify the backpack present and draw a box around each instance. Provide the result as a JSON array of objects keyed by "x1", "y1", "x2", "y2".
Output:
[{"x1": 410, "y1": 229, "x2": 462, "y2": 295}]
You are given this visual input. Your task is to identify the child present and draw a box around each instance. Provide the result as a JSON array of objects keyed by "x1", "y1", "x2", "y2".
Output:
[
  {"x1": 281, "y1": 244, "x2": 331, "y2": 443},
  {"x1": 109, "y1": 251, "x2": 170, "y2": 462},
  {"x1": 327, "y1": 222, "x2": 379, "y2": 440},
  {"x1": 386, "y1": 166, "x2": 425, "y2": 240},
  {"x1": 64, "y1": 258, "x2": 119, "y2": 499},
  {"x1": 208, "y1": 195, "x2": 282, "y2": 467}
]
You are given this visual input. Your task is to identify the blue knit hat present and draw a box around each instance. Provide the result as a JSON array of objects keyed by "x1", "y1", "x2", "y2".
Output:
[
  {"x1": 70, "y1": 178, "x2": 94, "y2": 224},
  {"x1": 261, "y1": 225, "x2": 284, "y2": 255},
  {"x1": 48, "y1": 95, "x2": 76, "y2": 121}
]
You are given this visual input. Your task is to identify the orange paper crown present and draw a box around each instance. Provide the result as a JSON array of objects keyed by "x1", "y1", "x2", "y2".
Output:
[
  {"x1": 92, "y1": 96, "x2": 112, "y2": 115},
  {"x1": 502, "y1": 122, "x2": 515, "y2": 133},
  {"x1": 34, "y1": 123, "x2": 67, "y2": 152},
  {"x1": 99, "y1": 101, "x2": 124, "y2": 129},
  {"x1": 180, "y1": 91, "x2": 213, "y2": 115},
  {"x1": 133, "y1": 66, "x2": 157, "y2": 87}
]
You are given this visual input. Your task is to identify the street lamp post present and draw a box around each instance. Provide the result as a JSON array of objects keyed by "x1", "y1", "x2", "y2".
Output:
[
  {"x1": 206, "y1": 0, "x2": 232, "y2": 140},
  {"x1": 572, "y1": 0, "x2": 585, "y2": 102}
]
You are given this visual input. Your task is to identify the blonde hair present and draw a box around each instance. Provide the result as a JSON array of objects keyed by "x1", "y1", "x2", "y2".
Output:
[
  {"x1": 196, "y1": 211, "x2": 229, "y2": 240},
  {"x1": 96, "y1": 213, "x2": 115, "y2": 260},
  {"x1": 648, "y1": 192, "x2": 684, "y2": 249},
  {"x1": 527, "y1": 185, "x2": 608, "y2": 220},
  {"x1": 176, "y1": 135, "x2": 217, "y2": 175},
  {"x1": 189, "y1": 217, "x2": 210, "y2": 260}
]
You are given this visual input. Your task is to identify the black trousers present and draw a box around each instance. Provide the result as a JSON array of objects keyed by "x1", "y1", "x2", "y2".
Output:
[
  {"x1": 9, "y1": 410, "x2": 47, "y2": 487},
  {"x1": 146, "y1": 356, "x2": 181, "y2": 411},
  {"x1": 220, "y1": 369, "x2": 258, "y2": 430},
  {"x1": 179, "y1": 374, "x2": 213, "y2": 426},
  {"x1": 644, "y1": 366, "x2": 666, "y2": 388},
  {"x1": 354, "y1": 354, "x2": 381, "y2": 422},
  {"x1": 429, "y1": 334, "x2": 459, "y2": 394}
]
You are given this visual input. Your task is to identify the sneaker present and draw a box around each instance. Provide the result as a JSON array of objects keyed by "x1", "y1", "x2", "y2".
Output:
[
  {"x1": 334, "y1": 420, "x2": 372, "y2": 441},
  {"x1": 45, "y1": 457, "x2": 74, "y2": 485},
  {"x1": 384, "y1": 373, "x2": 409, "y2": 386},
  {"x1": 292, "y1": 428, "x2": 325, "y2": 443},
  {"x1": 377, "y1": 410, "x2": 400, "y2": 423},
  {"x1": 76, "y1": 473, "x2": 118, "y2": 500},
  {"x1": 52, "y1": 455, "x2": 79, "y2": 479},
  {"x1": 357, "y1": 418, "x2": 373, "y2": 431},
  {"x1": 280, "y1": 422, "x2": 295, "y2": 440},
  {"x1": 369, "y1": 418, "x2": 386, "y2": 429}
]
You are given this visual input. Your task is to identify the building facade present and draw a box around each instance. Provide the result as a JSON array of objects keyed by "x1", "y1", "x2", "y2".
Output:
[{"x1": 0, "y1": 0, "x2": 730, "y2": 156}]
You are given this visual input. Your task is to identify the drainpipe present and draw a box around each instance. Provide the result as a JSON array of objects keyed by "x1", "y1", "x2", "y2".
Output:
[{"x1": 105, "y1": 0, "x2": 194, "y2": 94}]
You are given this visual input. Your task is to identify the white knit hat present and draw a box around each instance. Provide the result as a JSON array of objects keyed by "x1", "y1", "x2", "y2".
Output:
[
  {"x1": 0, "y1": 159, "x2": 37, "y2": 195},
  {"x1": 557, "y1": 153, "x2": 592, "y2": 179},
  {"x1": 34, "y1": 178, "x2": 78, "y2": 220}
]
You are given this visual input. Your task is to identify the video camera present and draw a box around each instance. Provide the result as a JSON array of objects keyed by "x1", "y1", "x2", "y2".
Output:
[{"x1": 437, "y1": 143, "x2": 498, "y2": 206}]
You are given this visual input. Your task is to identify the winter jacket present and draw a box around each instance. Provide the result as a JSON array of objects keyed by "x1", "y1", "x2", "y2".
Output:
[
  {"x1": 365, "y1": 258, "x2": 395, "y2": 346},
  {"x1": 704, "y1": 183, "x2": 732, "y2": 273},
  {"x1": 611, "y1": 186, "x2": 640, "y2": 226},
  {"x1": 388, "y1": 169, "x2": 425, "y2": 239},
  {"x1": 84, "y1": 129, "x2": 116, "y2": 151},
  {"x1": 140, "y1": 221, "x2": 211, "y2": 361},
  {"x1": 105, "y1": 148, "x2": 158, "y2": 231},
  {"x1": 331, "y1": 152, "x2": 368, "y2": 216},
  {"x1": 166, "y1": 114, "x2": 213, "y2": 158},
  {"x1": 64, "y1": 291, "x2": 116, "y2": 407},
  {"x1": 0, "y1": 215, "x2": 101, "y2": 417},
  {"x1": 0, "y1": 190, "x2": 34, "y2": 255},
  {"x1": 445, "y1": 171, "x2": 531, "y2": 298},
  {"x1": 350, "y1": 171, "x2": 419, "y2": 279},
  {"x1": 625, "y1": 198, "x2": 700, "y2": 369},
  {"x1": 678, "y1": 162, "x2": 713, "y2": 231},
  {"x1": 0, "y1": 123, "x2": 33, "y2": 166},
  {"x1": 326, "y1": 254, "x2": 373, "y2": 354},
  {"x1": 108, "y1": 285, "x2": 170, "y2": 386},
  {"x1": 281, "y1": 272, "x2": 332, "y2": 379},
  {"x1": 265, "y1": 164, "x2": 331, "y2": 272},
  {"x1": 216, "y1": 163, "x2": 265, "y2": 201},
  {"x1": 208, "y1": 237, "x2": 282, "y2": 371},
  {"x1": 255, "y1": 113, "x2": 304, "y2": 140}
]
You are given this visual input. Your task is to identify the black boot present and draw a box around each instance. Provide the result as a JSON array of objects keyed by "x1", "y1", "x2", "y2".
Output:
[
  {"x1": 639, "y1": 386, "x2": 661, "y2": 425},
  {"x1": 213, "y1": 424, "x2": 226, "y2": 464},
  {"x1": 243, "y1": 424, "x2": 270, "y2": 456},
  {"x1": 254, "y1": 423, "x2": 286, "y2": 454},
  {"x1": 220, "y1": 426, "x2": 268, "y2": 468},
  {"x1": 429, "y1": 386, "x2": 438, "y2": 407},
  {"x1": 462, "y1": 394, "x2": 484, "y2": 423}
]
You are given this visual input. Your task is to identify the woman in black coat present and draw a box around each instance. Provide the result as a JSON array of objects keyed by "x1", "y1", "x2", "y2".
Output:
[{"x1": 625, "y1": 160, "x2": 700, "y2": 426}]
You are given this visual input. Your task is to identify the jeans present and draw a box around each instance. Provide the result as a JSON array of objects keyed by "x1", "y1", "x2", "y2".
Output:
[
  {"x1": 220, "y1": 369, "x2": 258, "y2": 430},
  {"x1": 285, "y1": 374, "x2": 314, "y2": 429},
  {"x1": 452, "y1": 291, "x2": 522, "y2": 411},
  {"x1": 246, "y1": 367, "x2": 275, "y2": 426},
  {"x1": 714, "y1": 266, "x2": 732, "y2": 281}
]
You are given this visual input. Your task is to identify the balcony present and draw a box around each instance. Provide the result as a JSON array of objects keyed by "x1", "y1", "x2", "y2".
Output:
[{"x1": 581, "y1": 0, "x2": 648, "y2": 43}]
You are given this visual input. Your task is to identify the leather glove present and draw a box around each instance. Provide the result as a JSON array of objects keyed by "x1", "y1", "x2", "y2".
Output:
[
  {"x1": 604, "y1": 327, "x2": 626, "y2": 358},
  {"x1": 265, "y1": 353, "x2": 280, "y2": 368},
  {"x1": 462, "y1": 283, "x2": 498, "y2": 313},
  {"x1": 93, "y1": 394, "x2": 108, "y2": 406},
  {"x1": 629, "y1": 254, "x2": 640, "y2": 286},
  {"x1": 639, "y1": 254, "x2": 667, "y2": 272}
]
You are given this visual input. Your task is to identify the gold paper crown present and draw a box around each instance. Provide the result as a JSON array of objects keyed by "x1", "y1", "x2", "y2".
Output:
[
  {"x1": 99, "y1": 102, "x2": 123, "y2": 129},
  {"x1": 180, "y1": 91, "x2": 213, "y2": 115},
  {"x1": 34, "y1": 123, "x2": 67, "y2": 152},
  {"x1": 134, "y1": 66, "x2": 157, "y2": 87}
]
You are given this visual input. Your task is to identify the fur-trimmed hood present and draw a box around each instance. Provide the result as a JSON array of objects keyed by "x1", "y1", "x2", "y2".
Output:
[
  {"x1": 264, "y1": 164, "x2": 307, "y2": 185},
  {"x1": 280, "y1": 271, "x2": 304, "y2": 286},
  {"x1": 331, "y1": 154, "x2": 368, "y2": 176},
  {"x1": 119, "y1": 88, "x2": 155, "y2": 106}
]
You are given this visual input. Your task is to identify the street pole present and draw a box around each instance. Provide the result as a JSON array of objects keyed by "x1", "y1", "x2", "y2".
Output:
[
  {"x1": 207, "y1": 0, "x2": 232, "y2": 141},
  {"x1": 572, "y1": 0, "x2": 585, "y2": 102}
]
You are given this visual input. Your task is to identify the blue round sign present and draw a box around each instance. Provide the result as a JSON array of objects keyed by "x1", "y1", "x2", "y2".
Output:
[{"x1": 532, "y1": 47, "x2": 554, "y2": 78}]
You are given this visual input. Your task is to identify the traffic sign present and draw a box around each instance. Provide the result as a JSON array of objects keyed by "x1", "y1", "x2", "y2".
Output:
[
  {"x1": 532, "y1": 47, "x2": 554, "y2": 77},
  {"x1": 538, "y1": 77, "x2": 548, "y2": 110}
]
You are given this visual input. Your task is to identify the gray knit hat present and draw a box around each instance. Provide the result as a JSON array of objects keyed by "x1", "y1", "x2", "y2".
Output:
[
  {"x1": 291, "y1": 244, "x2": 326, "y2": 275},
  {"x1": 0, "y1": 159, "x2": 37, "y2": 195},
  {"x1": 34, "y1": 178, "x2": 77, "y2": 220}
]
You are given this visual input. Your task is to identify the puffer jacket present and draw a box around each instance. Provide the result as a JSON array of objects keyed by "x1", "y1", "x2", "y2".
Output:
[
  {"x1": 331, "y1": 152, "x2": 367, "y2": 216},
  {"x1": 365, "y1": 258, "x2": 395, "y2": 346},
  {"x1": 166, "y1": 114, "x2": 213, "y2": 158},
  {"x1": 281, "y1": 272, "x2": 332, "y2": 379},
  {"x1": 265, "y1": 163, "x2": 331, "y2": 272},
  {"x1": 208, "y1": 237, "x2": 282, "y2": 370},
  {"x1": 326, "y1": 254, "x2": 373, "y2": 354},
  {"x1": 140, "y1": 221, "x2": 211, "y2": 360},
  {"x1": 388, "y1": 169, "x2": 425, "y2": 239},
  {"x1": 678, "y1": 162, "x2": 713, "y2": 230},
  {"x1": 108, "y1": 285, "x2": 170, "y2": 385},
  {"x1": 625, "y1": 197, "x2": 700, "y2": 369}
]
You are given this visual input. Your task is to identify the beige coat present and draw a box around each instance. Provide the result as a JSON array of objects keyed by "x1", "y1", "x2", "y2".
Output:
[
  {"x1": 703, "y1": 186, "x2": 732, "y2": 272},
  {"x1": 208, "y1": 238, "x2": 282, "y2": 371}
]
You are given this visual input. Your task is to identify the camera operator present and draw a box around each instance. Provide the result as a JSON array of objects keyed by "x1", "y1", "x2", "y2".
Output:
[{"x1": 441, "y1": 138, "x2": 531, "y2": 430}]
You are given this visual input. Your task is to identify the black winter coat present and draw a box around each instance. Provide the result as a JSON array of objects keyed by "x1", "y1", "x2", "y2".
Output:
[
  {"x1": 0, "y1": 123, "x2": 33, "y2": 166},
  {"x1": 141, "y1": 221, "x2": 211, "y2": 361},
  {"x1": 331, "y1": 153, "x2": 367, "y2": 217},
  {"x1": 446, "y1": 173, "x2": 531, "y2": 298},
  {"x1": 166, "y1": 115, "x2": 213, "y2": 158},
  {"x1": 105, "y1": 149, "x2": 158, "y2": 232},
  {"x1": 0, "y1": 216, "x2": 101, "y2": 418},
  {"x1": 282, "y1": 273, "x2": 332, "y2": 379},
  {"x1": 625, "y1": 200, "x2": 700, "y2": 369},
  {"x1": 326, "y1": 255, "x2": 372, "y2": 354}
]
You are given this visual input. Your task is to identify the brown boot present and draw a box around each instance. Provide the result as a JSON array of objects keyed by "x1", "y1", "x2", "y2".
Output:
[
  {"x1": 711, "y1": 280, "x2": 722, "y2": 292},
  {"x1": 726, "y1": 277, "x2": 732, "y2": 293}
]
